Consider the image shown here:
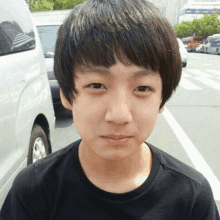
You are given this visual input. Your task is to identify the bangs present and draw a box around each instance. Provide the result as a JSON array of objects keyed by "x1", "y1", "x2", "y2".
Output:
[
  {"x1": 54, "y1": 0, "x2": 181, "y2": 107},
  {"x1": 65, "y1": 0, "x2": 172, "y2": 72}
]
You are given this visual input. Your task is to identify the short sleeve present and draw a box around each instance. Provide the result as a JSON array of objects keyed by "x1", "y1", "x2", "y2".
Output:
[
  {"x1": 189, "y1": 177, "x2": 220, "y2": 220},
  {"x1": 0, "y1": 163, "x2": 49, "y2": 220}
]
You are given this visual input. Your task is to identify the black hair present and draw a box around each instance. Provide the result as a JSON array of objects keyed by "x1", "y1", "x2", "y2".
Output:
[{"x1": 54, "y1": 0, "x2": 182, "y2": 109}]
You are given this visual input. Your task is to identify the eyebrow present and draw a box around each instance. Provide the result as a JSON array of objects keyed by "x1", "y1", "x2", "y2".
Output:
[{"x1": 77, "y1": 67, "x2": 156, "y2": 79}]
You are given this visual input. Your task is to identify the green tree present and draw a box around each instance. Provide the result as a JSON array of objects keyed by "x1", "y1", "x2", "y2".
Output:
[
  {"x1": 30, "y1": 0, "x2": 86, "y2": 11},
  {"x1": 200, "y1": 14, "x2": 220, "y2": 38},
  {"x1": 53, "y1": 0, "x2": 86, "y2": 10},
  {"x1": 175, "y1": 13, "x2": 220, "y2": 39},
  {"x1": 191, "y1": 18, "x2": 206, "y2": 37},
  {"x1": 174, "y1": 22, "x2": 193, "y2": 38},
  {"x1": 30, "y1": 0, "x2": 53, "y2": 11}
]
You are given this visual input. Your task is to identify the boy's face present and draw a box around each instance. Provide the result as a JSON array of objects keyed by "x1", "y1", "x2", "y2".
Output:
[{"x1": 61, "y1": 59, "x2": 164, "y2": 161}]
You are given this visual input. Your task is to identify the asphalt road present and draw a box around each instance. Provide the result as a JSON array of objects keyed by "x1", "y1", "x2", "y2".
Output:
[{"x1": 53, "y1": 52, "x2": 220, "y2": 214}]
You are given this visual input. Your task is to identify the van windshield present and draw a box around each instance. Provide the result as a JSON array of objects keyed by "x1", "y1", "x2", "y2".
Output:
[
  {"x1": 194, "y1": 38, "x2": 203, "y2": 42},
  {"x1": 210, "y1": 37, "x2": 218, "y2": 43},
  {"x1": 36, "y1": 25, "x2": 60, "y2": 57}
]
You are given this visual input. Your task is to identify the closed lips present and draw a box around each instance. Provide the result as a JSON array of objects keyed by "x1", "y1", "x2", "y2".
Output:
[{"x1": 102, "y1": 136, "x2": 132, "y2": 140}]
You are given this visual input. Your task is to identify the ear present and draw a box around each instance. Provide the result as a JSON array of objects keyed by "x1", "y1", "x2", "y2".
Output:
[
  {"x1": 60, "y1": 90, "x2": 72, "y2": 110},
  {"x1": 159, "y1": 106, "x2": 165, "y2": 114}
]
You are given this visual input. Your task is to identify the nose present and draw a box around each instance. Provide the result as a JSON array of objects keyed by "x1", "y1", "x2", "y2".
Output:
[{"x1": 105, "y1": 93, "x2": 132, "y2": 124}]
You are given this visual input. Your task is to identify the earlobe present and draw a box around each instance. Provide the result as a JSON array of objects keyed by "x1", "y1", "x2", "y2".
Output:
[
  {"x1": 60, "y1": 90, "x2": 72, "y2": 110},
  {"x1": 159, "y1": 106, "x2": 165, "y2": 114}
]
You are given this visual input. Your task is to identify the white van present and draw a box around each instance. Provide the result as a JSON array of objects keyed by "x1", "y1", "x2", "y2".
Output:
[
  {"x1": 0, "y1": 0, "x2": 56, "y2": 208},
  {"x1": 204, "y1": 34, "x2": 220, "y2": 54}
]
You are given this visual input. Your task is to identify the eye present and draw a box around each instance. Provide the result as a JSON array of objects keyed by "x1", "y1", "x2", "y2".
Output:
[
  {"x1": 135, "y1": 86, "x2": 152, "y2": 92},
  {"x1": 87, "y1": 83, "x2": 106, "y2": 90}
]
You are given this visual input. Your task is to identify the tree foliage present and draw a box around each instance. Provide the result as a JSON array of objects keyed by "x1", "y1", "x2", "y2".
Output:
[
  {"x1": 174, "y1": 22, "x2": 193, "y2": 38},
  {"x1": 30, "y1": 0, "x2": 86, "y2": 11},
  {"x1": 174, "y1": 13, "x2": 220, "y2": 39}
]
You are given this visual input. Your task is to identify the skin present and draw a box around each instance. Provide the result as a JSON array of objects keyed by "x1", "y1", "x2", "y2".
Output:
[{"x1": 60, "y1": 58, "x2": 164, "y2": 193}]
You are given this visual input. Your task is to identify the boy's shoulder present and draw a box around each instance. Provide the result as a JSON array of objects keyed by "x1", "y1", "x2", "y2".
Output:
[
  {"x1": 147, "y1": 142, "x2": 205, "y2": 186},
  {"x1": 1, "y1": 140, "x2": 81, "y2": 217},
  {"x1": 13, "y1": 139, "x2": 81, "y2": 189}
]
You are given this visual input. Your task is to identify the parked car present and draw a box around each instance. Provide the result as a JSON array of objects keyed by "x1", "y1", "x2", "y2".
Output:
[
  {"x1": 208, "y1": 40, "x2": 220, "y2": 55},
  {"x1": 0, "y1": 0, "x2": 57, "y2": 208},
  {"x1": 181, "y1": 36, "x2": 193, "y2": 52},
  {"x1": 204, "y1": 35, "x2": 220, "y2": 54},
  {"x1": 177, "y1": 38, "x2": 188, "y2": 67},
  {"x1": 195, "y1": 44, "x2": 205, "y2": 53},
  {"x1": 212, "y1": 34, "x2": 220, "y2": 38},
  {"x1": 35, "y1": 22, "x2": 71, "y2": 115},
  {"x1": 186, "y1": 35, "x2": 203, "y2": 52}
]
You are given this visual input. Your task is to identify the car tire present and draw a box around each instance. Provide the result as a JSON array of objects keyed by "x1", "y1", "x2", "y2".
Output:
[
  {"x1": 27, "y1": 124, "x2": 50, "y2": 165},
  {"x1": 182, "y1": 62, "x2": 187, "y2": 67},
  {"x1": 216, "y1": 49, "x2": 219, "y2": 55}
]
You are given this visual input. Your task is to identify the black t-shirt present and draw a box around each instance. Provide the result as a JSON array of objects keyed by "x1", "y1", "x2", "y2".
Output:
[{"x1": 0, "y1": 139, "x2": 219, "y2": 219}]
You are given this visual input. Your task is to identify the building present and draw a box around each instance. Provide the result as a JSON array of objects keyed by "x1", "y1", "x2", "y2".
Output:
[
  {"x1": 148, "y1": 0, "x2": 220, "y2": 26},
  {"x1": 148, "y1": 0, "x2": 188, "y2": 26},
  {"x1": 178, "y1": 0, "x2": 220, "y2": 24}
]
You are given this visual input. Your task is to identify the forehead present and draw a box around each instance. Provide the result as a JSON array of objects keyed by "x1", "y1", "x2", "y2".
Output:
[{"x1": 75, "y1": 63, "x2": 159, "y2": 79}]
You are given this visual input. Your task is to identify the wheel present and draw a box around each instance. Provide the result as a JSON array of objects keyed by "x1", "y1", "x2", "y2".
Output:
[
  {"x1": 27, "y1": 124, "x2": 50, "y2": 165},
  {"x1": 216, "y1": 49, "x2": 219, "y2": 55},
  {"x1": 182, "y1": 62, "x2": 187, "y2": 67}
]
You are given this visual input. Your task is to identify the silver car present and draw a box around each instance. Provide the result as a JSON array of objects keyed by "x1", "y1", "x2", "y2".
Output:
[
  {"x1": 195, "y1": 44, "x2": 205, "y2": 53},
  {"x1": 35, "y1": 22, "x2": 72, "y2": 116},
  {"x1": 35, "y1": 22, "x2": 62, "y2": 106}
]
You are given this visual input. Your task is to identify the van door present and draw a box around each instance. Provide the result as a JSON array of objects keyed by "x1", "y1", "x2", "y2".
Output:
[
  {"x1": 0, "y1": 66, "x2": 19, "y2": 202},
  {"x1": 1, "y1": 0, "x2": 40, "y2": 166},
  {"x1": 0, "y1": 0, "x2": 36, "y2": 205}
]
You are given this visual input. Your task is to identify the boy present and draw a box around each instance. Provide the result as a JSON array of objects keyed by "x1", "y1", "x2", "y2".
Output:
[{"x1": 1, "y1": 0, "x2": 219, "y2": 219}]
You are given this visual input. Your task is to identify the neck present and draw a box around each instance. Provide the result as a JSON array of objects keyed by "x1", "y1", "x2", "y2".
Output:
[{"x1": 78, "y1": 142, "x2": 152, "y2": 183}]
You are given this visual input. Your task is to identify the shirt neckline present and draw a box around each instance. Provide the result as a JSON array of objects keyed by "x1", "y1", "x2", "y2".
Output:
[{"x1": 73, "y1": 139, "x2": 161, "y2": 201}]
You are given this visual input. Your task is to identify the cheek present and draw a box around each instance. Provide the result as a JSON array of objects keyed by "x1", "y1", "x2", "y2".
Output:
[
  {"x1": 73, "y1": 101, "x2": 104, "y2": 132},
  {"x1": 136, "y1": 106, "x2": 159, "y2": 130}
]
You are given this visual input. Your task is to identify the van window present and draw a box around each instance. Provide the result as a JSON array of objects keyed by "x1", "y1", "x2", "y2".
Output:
[
  {"x1": 36, "y1": 25, "x2": 60, "y2": 57},
  {"x1": 213, "y1": 41, "x2": 220, "y2": 47},
  {"x1": 210, "y1": 37, "x2": 217, "y2": 43},
  {"x1": 0, "y1": 1, "x2": 35, "y2": 56},
  {"x1": 194, "y1": 38, "x2": 202, "y2": 42}
]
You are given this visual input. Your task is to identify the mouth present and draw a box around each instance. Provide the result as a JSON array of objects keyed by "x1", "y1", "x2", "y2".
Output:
[
  {"x1": 101, "y1": 136, "x2": 133, "y2": 146},
  {"x1": 101, "y1": 135, "x2": 133, "y2": 140}
]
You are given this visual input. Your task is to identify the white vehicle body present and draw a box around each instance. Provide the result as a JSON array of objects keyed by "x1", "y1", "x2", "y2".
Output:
[
  {"x1": 177, "y1": 38, "x2": 188, "y2": 67},
  {"x1": 195, "y1": 44, "x2": 205, "y2": 53},
  {"x1": 204, "y1": 35, "x2": 220, "y2": 54},
  {"x1": 31, "y1": 9, "x2": 72, "y2": 23},
  {"x1": 0, "y1": 0, "x2": 56, "y2": 208},
  {"x1": 179, "y1": 2, "x2": 220, "y2": 24},
  {"x1": 207, "y1": 40, "x2": 220, "y2": 55}
]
